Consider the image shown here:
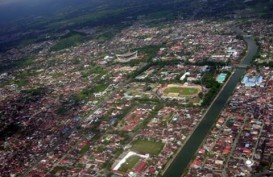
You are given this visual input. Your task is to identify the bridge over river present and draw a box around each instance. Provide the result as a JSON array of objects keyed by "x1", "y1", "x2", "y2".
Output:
[
  {"x1": 163, "y1": 33, "x2": 258, "y2": 177},
  {"x1": 234, "y1": 64, "x2": 249, "y2": 69}
]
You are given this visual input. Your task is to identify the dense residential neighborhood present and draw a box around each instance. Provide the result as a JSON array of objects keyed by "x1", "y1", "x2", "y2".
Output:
[
  {"x1": 187, "y1": 66, "x2": 273, "y2": 177},
  {"x1": 0, "y1": 8, "x2": 273, "y2": 176}
]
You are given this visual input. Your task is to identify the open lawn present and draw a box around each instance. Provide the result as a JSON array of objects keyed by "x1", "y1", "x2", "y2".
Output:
[
  {"x1": 118, "y1": 155, "x2": 140, "y2": 172},
  {"x1": 163, "y1": 86, "x2": 199, "y2": 96},
  {"x1": 131, "y1": 140, "x2": 164, "y2": 155}
]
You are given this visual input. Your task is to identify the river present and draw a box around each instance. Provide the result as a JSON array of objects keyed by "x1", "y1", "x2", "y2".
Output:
[{"x1": 163, "y1": 36, "x2": 258, "y2": 177}]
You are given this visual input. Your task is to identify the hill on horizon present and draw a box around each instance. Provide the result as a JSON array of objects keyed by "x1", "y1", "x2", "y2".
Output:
[{"x1": 0, "y1": 0, "x2": 272, "y2": 51}]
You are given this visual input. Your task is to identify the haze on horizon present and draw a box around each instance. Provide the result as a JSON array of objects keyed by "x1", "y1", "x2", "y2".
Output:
[
  {"x1": 0, "y1": 0, "x2": 101, "y2": 23},
  {"x1": 0, "y1": 0, "x2": 61, "y2": 6}
]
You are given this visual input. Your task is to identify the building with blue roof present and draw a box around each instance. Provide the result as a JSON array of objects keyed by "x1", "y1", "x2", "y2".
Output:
[{"x1": 241, "y1": 75, "x2": 263, "y2": 87}]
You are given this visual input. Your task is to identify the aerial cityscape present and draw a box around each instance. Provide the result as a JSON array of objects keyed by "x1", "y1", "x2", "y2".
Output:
[{"x1": 0, "y1": 0, "x2": 273, "y2": 177}]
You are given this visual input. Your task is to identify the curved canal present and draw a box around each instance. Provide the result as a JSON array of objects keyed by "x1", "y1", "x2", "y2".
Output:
[{"x1": 163, "y1": 36, "x2": 258, "y2": 177}]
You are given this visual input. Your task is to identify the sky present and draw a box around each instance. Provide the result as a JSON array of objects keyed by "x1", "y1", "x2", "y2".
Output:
[
  {"x1": 0, "y1": 0, "x2": 59, "y2": 5},
  {"x1": 0, "y1": 0, "x2": 46, "y2": 22},
  {"x1": 0, "y1": 0, "x2": 94, "y2": 6},
  {"x1": 0, "y1": 0, "x2": 37, "y2": 5},
  {"x1": 0, "y1": 0, "x2": 19, "y2": 5}
]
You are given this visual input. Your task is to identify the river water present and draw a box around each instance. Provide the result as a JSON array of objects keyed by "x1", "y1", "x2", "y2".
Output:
[{"x1": 163, "y1": 37, "x2": 258, "y2": 177}]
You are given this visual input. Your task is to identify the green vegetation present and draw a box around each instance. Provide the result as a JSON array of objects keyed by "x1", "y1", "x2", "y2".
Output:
[
  {"x1": 236, "y1": 34, "x2": 244, "y2": 40},
  {"x1": 70, "y1": 83, "x2": 107, "y2": 104},
  {"x1": 10, "y1": 69, "x2": 38, "y2": 88},
  {"x1": 97, "y1": 31, "x2": 115, "y2": 42},
  {"x1": 51, "y1": 72, "x2": 64, "y2": 78},
  {"x1": 51, "y1": 166, "x2": 67, "y2": 174},
  {"x1": 256, "y1": 161, "x2": 270, "y2": 173},
  {"x1": 137, "y1": 45, "x2": 162, "y2": 62},
  {"x1": 122, "y1": 45, "x2": 162, "y2": 67},
  {"x1": 96, "y1": 27, "x2": 122, "y2": 42},
  {"x1": 22, "y1": 87, "x2": 45, "y2": 96},
  {"x1": 79, "y1": 145, "x2": 90, "y2": 155},
  {"x1": 81, "y1": 66, "x2": 107, "y2": 78},
  {"x1": 118, "y1": 155, "x2": 140, "y2": 172},
  {"x1": 133, "y1": 104, "x2": 162, "y2": 133},
  {"x1": 2, "y1": 0, "x2": 273, "y2": 53},
  {"x1": 72, "y1": 58, "x2": 81, "y2": 65},
  {"x1": 76, "y1": 163, "x2": 84, "y2": 168},
  {"x1": 0, "y1": 56, "x2": 34, "y2": 74},
  {"x1": 50, "y1": 34, "x2": 84, "y2": 51},
  {"x1": 11, "y1": 78, "x2": 29, "y2": 88},
  {"x1": 73, "y1": 88, "x2": 93, "y2": 102},
  {"x1": 226, "y1": 119, "x2": 234, "y2": 127},
  {"x1": 47, "y1": 8, "x2": 126, "y2": 30},
  {"x1": 94, "y1": 84, "x2": 108, "y2": 92},
  {"x1": 17, "y1": 57, "x2": 34, "y2": 67},
  {"x1": 46, "y1": 58, "x2": 62, "y2": 68},
  {"x1": 201, "y1": 73, "x2": 221, "y2": 106},
  {"x1": 145, "y1": 10, "x2": 176, "y2": 20},
  {"x1": 56, "y1": 107, "x2": 69, "y2": 116},
  {"x1": 128, "y1": 63, "x2": 152, "y2": 79},
  {"x1": 163, "y1": 86, "x2": 199, "y2": 96},
  {"x1": 128, "y1": 59, "x2": 182, "y2": 80},
  {"x1": 115, "y1": 105, "x2": 135, "y2": 122},
  {"x1": 131, "y1": 140, "x2": 164, "y2": 155}
]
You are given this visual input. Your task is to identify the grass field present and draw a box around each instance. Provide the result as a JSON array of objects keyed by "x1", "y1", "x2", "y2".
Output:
[
  {"x1": 131, "y1": 140, "x2": 164, "y2": 155},
  {"x1": 163, "y1": 86, "x2": 199, "y2": 96},
  {"x1": 118, "y1": 155, "x2": 140, "y2": 172}
]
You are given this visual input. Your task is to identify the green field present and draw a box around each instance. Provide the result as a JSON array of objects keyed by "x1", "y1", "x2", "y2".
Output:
[
  {"x1": 131, "y1": 140, "x2": 164, "y2": 155},
  {"x1": 119, "y1": 155, "x2": 140, "y2": 172},
  {"x1": 163, "y1": 86, "x2": 199, "y2": 96}
]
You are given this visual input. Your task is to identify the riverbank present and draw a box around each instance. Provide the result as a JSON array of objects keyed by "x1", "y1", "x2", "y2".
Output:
[
  {"x1": 161, "y1": 66, "x2": 234, "y2": 175},
  {"x1": 163, "y1": 34, "x2": 258, "y2": 177}
]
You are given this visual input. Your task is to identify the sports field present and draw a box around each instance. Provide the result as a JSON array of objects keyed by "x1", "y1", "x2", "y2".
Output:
[
  {"x1": 131, "y1": 140, "x2": 164, "y2": 155},
  {"x1": 163, "y1": 86, "x2": 199, "y2": 96},
  {"x1": 119, "y1": 155, "x2": 140, "y2": 172}
]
